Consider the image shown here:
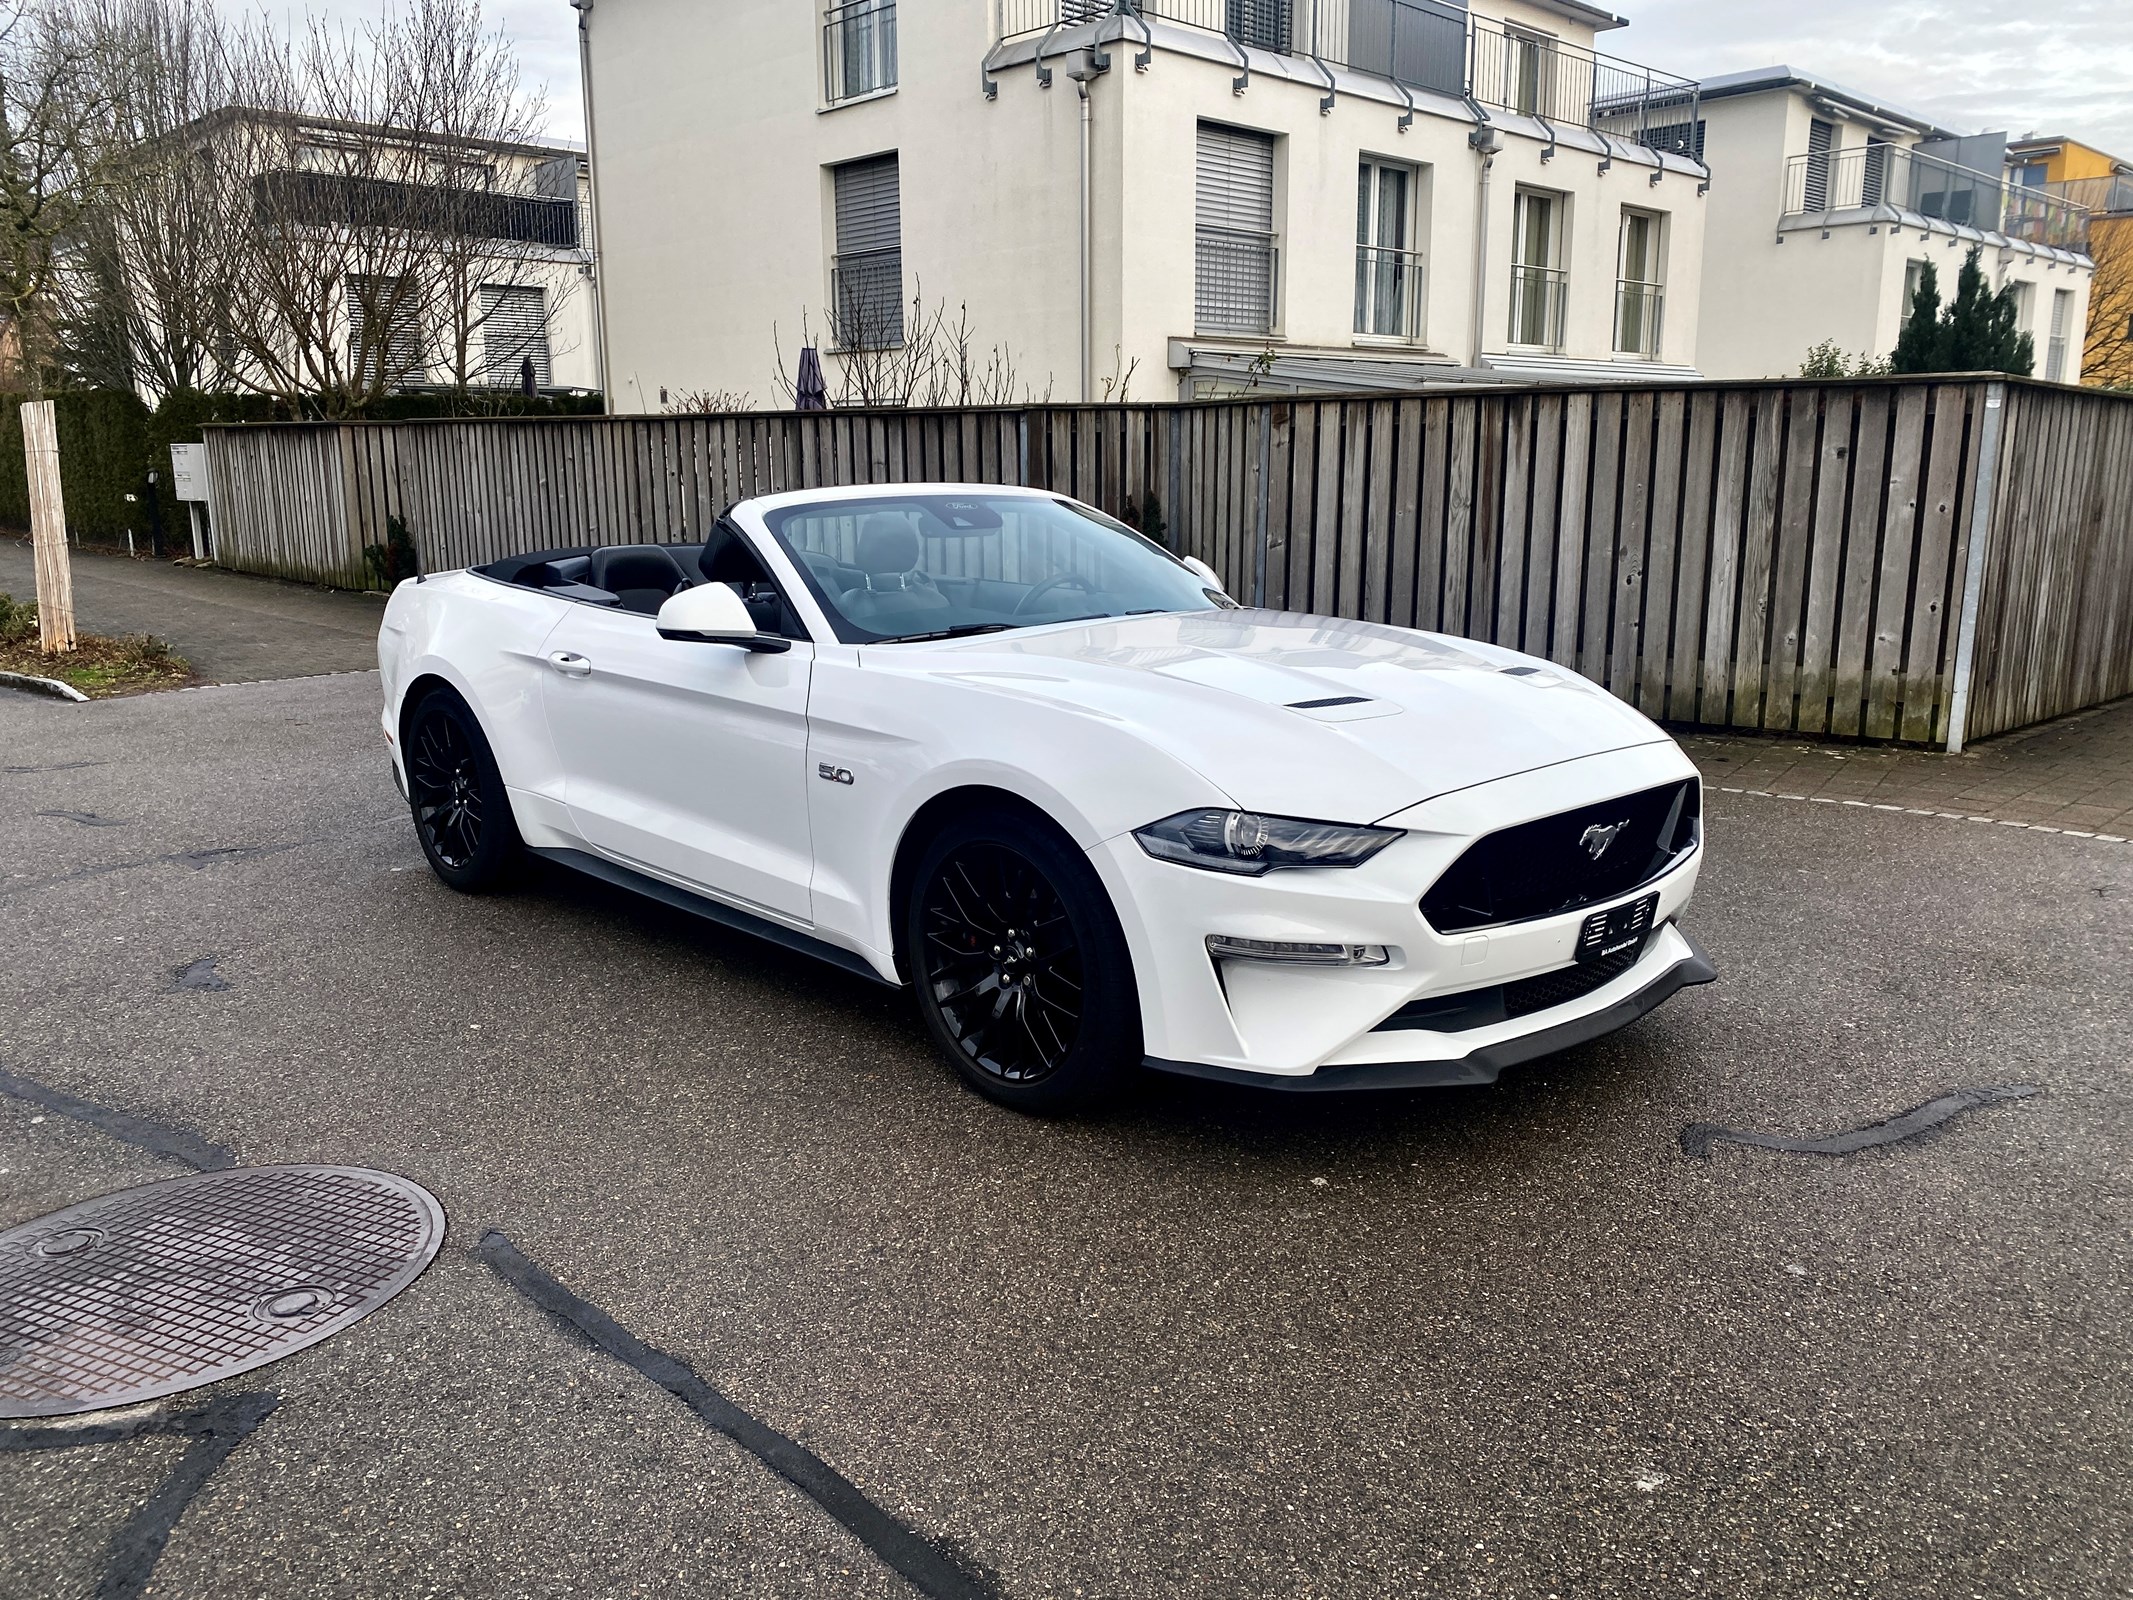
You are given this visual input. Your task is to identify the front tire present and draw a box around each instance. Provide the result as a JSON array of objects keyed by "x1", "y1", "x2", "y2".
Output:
[
  {"x1": 405, "y1": 688, "x2": 522, "y2": 893},
  {"x1": 905, "y1": 810, "x2": 1141, "y2": 1114}
]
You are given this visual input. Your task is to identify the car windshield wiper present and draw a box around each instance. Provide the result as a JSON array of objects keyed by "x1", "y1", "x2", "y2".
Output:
[{"x1": 876, "y1": 622, "x2": 1018, "y2": 644}]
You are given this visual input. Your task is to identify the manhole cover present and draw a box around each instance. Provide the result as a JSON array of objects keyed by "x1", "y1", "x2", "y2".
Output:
[{"x1": 0, "y1": 1166, "x2": 444, "y2": 1418}]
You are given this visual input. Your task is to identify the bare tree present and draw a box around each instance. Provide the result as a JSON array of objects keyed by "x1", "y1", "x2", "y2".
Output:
[
  {"x1": 50, "y1": 0, "x2": 231, "y2": 398},
  {"x1": 0, "y1": 0, "x2": 116, "y2": 396},
  {"x1": 129, "y1": 0, "x2": 573, "y2": 416},
  {"x1": 2082, "y1": 217, "x2": 2133, "y2": 388},
  {"x1": 773, "y1": 286, "x2": 1055, "y2": 410}
]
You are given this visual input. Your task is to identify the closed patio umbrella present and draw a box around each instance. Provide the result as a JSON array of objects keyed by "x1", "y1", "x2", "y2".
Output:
[{"x1": 795, "y1": 345, "x2": 829, "y2": 411}]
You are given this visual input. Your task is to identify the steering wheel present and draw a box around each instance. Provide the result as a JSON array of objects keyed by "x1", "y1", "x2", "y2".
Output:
[{"x1": 1013, "y1": 572, "x2": 1095, "y2": 617}]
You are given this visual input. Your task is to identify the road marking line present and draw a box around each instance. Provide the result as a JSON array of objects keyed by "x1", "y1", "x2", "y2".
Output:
[{"x1": 1709, "y1": 786, "x2": 2127, "y2": 845}]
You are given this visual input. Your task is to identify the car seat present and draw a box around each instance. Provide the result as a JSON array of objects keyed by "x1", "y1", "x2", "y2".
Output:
[{"x1": 589, "y1": 544, "x2": 694, "y2": 614}]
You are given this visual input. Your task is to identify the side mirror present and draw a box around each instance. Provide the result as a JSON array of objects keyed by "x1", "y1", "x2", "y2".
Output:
[
  {"x1": 655, "y1": 583, "x2": 792, "y2": 652},
  {"x1": 1181, "y1": 555, "x2": 1228, "y2": 594}
]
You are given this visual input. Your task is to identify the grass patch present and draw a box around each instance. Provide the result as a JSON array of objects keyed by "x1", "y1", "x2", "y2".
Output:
[{"x1": 0, "y1": 591, "x2": 193, "y2": 697}]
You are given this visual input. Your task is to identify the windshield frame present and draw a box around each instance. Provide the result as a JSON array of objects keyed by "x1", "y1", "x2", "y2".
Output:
[{"x1": 754, "y1": 491, "x2": 1224, "y2": 645}]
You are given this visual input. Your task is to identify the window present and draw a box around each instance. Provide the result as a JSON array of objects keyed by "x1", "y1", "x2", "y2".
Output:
[
  {"x1": 1615, "y1": 209, "x2": 1664, "y2": 358},
  {"x1": 761, "y1": 493, "x2": 1221, "y2": 645},
  {"x1": 1226, "y1": 0, "x2": 1291, "y2": 53},
  {"x1": 347, "y1": 274, "x2": 423, "y2": 388},
  {"x1": 1508, "y1": 189, "x2": 1566, "y2": 350},
  {"x1": 2047, "y1": 288, "x2": 2073, "y2": 381},
  {"x1": 831, "y1": 154, "x2": 903, "y2": 349},
  {"x1": 824, "y1": 0, "x2": 896, "y2": 103},
  {"x1": 1504, "y1": 26, "x2": 1559, "y2": 119},
  {"x1": 480, "y1": 285, "x2": 551, "y2": 389},
  {"x1": 1802, "y1": 117, "x2": 1835, "y2": 210},
  {"x1": 1195, "y1": 122, "x2": 1278, "y2": 336},
  {"x1": 1901, "y1": 259, "x2": 1929, "y2": 329},
  {"x1": 1354, "y1": 158, "x2": 1423, "y2": 340},
  {"x1": 2006, "y1": 280, "x2": 2035, "y2": 335}
]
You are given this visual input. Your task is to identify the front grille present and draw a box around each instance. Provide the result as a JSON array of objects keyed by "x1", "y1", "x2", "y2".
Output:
[
  {"x1": 1373, "y1": 940, "x2": 1650, "y2": 1036},
  {"x1": 1420, "y1": 780, "x2": 1699, "y2": 934}
]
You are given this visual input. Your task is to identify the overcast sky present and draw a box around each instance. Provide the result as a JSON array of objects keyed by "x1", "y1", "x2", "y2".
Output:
[{"x1": 239, "y1": 0, "x2": 2133, "y2": 160}]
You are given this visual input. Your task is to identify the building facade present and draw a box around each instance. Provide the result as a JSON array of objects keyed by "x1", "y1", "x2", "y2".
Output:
[
  {"x1": 1689, "y1": 68, "x2": 2094, "y2": 382},
  {"x1": 2008, "y1": 136, "x2": 2133, "y2": 387},
  {"x1": 576, "y1": 0, "x2": 1711, "y2": 408}
]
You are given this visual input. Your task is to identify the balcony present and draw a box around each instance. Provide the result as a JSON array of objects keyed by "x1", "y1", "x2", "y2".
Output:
[
  {"x1": 2040, "y1": 173, "x2": 2133, "y2": 217},
  {"x1": 1782, "y1": 144, "x2": 2092, "y2": 254},
  {"x1": 1354, "y1": 244, "x2": 1426, "y2": 340},
  {"x1": 1196, "y1": 228, "x2": 1280, "y2": 334},
  {"x1": 996, "y1": 0, "x2": 1699, "y2": 150},
  {"x1": 1614, "y1": 278, "x2": 1662, "y2": 358},
  {"x1": 825, "y1": 0, "x2": 897, "y2": 103},
  {"x1": 1507, "y1": 263, "x2": 1566, "y2": 350}
]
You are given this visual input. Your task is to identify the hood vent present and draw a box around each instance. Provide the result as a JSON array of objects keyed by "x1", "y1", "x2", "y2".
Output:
[{"x1": 1288, "y1": 695, "x2": 1371, "y2": 709}]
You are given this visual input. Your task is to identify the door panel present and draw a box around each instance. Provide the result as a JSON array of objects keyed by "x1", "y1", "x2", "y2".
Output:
[{"x1": 540, "y1": 604, "x2": 815, "y2": 923}]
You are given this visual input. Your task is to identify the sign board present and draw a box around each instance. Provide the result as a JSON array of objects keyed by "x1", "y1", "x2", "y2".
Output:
[{"x1": 169, "y1": 443, "x2": 209, "y2": 503}]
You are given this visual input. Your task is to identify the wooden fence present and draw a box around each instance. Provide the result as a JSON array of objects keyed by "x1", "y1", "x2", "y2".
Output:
[{"x1": 204, "y1": 376, "x2": 2133, "y2": 749}]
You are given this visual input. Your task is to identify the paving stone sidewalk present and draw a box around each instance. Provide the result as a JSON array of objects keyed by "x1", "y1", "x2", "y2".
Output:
[
  {"x1": 0, "y1": 538, "x2": 383, "y2": 684},
  {"x1": 1680, "y1": 696, "x2": 2133, "y2": 839}
]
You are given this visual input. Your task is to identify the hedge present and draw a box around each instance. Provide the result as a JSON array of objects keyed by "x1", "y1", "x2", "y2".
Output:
[{"x1": 1, "y1": 388, "x2": 604, "y2": 550}]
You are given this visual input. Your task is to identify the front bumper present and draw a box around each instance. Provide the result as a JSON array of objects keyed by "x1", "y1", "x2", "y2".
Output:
[
  {"x1": 1146, "y1": 928, "x2": 1716, "y2": 1091},
  {"x1": 1085, "y1": 742, "x2": 1713, "y2": 1089}
]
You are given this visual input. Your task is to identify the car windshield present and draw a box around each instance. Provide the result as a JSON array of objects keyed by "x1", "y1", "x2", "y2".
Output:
[{"x1": 759, "y1": 493, "x2": 1227, "y2": 644}]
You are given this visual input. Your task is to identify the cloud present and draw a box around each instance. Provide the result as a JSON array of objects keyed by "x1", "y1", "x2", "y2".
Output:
[{"x1": 1626, "y1": 0, "x2": 2133, "y2": 156}]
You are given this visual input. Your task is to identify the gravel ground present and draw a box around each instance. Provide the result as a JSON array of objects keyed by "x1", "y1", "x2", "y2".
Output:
[{"x1": 1, "y1": 673, "x2": 2127, "y2": 1600}]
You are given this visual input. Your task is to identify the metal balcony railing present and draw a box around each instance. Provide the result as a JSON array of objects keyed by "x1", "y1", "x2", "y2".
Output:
[
  {"x1": 830, "y1": 248, "x2": 905, "y2": 349},
  {"x1": 1783, "y1": 144, "x2": 2092, "y2": 253},
  {"x1": 1614, "y1": 279, "x2": 1663, "y2": 359},
  {"x1": 1354, "y1": 244, "x2": 1425, "y2": 340},
  {"x1": 1195, "y1": 229, "x2": 1279, "y2": 335},
  {"x1": 995, "y1": 1, "x2": 1698, "y2": 149},
  {"x1": 825, "y1": 0, "x2": 898, "y2": 102},
  {"x1": 2041, "y1": 173, "x2": 2133, "y2": 216},
  {"x1": 1507, "y1": 263, "x2": 1567, "y2": 350}
]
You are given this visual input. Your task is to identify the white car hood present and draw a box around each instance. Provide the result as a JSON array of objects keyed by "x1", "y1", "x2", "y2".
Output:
[{"x1": 881, "y1": 610, "x2": 1671, "y2": 824}]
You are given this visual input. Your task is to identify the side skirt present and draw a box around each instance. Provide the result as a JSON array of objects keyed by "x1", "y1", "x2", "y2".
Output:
[
  {"x1": 528, "y1": 846, "x2": 899, "y2": 989},
  {"x1": 1146, "y1": 935, "x2": 1718, "y2": 1093}
]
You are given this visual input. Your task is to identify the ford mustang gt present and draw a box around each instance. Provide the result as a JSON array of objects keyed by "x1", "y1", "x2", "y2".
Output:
[{"x1": 378, "y1": 483, "x2": 1713, "y2": 1111}]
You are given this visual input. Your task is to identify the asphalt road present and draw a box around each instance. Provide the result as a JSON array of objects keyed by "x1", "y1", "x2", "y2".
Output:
[{"x1": 1, "y1": 673, "x2": 2129, "y2": 1599}]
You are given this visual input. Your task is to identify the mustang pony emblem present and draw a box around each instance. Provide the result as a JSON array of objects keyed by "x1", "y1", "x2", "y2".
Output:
[{"x1": 1580, "y1": 819, "x2": 1630, "y2": 860}]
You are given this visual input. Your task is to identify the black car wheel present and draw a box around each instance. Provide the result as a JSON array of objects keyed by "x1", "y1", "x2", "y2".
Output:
[
  {"x1": 405, "y1": 688, "x2": 522, "y2": 892},
  {"x1": 906, "y1": 809, "x2": 1140, "y2": 1113}
]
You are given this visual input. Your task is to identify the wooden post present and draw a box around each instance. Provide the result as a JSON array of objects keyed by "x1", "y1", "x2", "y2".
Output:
[{"x1": 23, "y1": 400, "x2": 76, "y2": 654}]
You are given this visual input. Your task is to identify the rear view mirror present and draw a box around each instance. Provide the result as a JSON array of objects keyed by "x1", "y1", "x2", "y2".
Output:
[
  {"x1": 655, "y1": 583, "x2": 791, "y2": 652},
  {"x1": 1181, "y1": 556, "x2": 1228, "y2": 595}
]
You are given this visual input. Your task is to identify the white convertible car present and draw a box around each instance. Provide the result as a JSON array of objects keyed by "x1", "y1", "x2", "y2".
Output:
[{"x1": 379, "y1": 483, "x2": 1712, "y2": 1111}]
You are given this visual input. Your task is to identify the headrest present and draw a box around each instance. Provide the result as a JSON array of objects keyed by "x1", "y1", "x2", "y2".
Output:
[
  {"x1": 856, "y1": 514, "x2": 922, "y2": 577},
  {"x1": 590, "y1": 544, "x2": 690, "y2": 596}
]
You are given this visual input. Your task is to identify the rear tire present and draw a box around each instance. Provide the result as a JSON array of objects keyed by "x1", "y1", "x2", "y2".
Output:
[
  {"x1": 904, "y1": 809, "x2": 1141, "y2": 1114},
  {"x1": 405, "y1": 687, "x2": 523, "y2": 893}
]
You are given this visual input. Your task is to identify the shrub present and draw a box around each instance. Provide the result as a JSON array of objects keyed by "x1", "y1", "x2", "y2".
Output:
[
  {"x1": 362, "y1": 514, "x2": 422, "y2": 588},
  {"x1": 0, "y1": 591, "x2": 37, "y2": 645}
]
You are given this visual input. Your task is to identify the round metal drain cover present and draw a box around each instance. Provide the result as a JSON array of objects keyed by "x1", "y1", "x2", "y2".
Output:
[{"x1": 0, "y1": 1165, "x2": 444, "y2": 1418}]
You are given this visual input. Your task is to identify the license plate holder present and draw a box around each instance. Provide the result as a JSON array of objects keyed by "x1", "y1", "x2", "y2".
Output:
[{"x1": 1575, "y1": 893, "x2": 1658, "y2": 964}]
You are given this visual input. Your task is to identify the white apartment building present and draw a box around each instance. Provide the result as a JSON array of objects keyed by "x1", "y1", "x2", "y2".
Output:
[
  {"x1": 576, "y1": 0, "x2": 1712, "y2": 407},
  {"x1": 1688, "y1": 68, "x2": 2095, "y2": 381},
  {"x1": 195, "y1": 109, "x2": 602, "y2": 398}
]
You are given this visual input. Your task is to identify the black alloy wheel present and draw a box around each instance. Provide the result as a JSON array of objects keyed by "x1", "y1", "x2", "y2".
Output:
[
  {"x1": 405, "y1": 689, "x2": 521, "y2": 892},
  {"x1": 907, "y1": 811, "x2": 1139, "y2": 1112}
]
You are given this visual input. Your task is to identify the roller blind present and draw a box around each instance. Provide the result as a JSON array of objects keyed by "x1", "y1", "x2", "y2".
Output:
[
  {"x1": 1195, "y1": 123, "x2": 1277, "y2": 335},
  {"x1": 834, "y1": 154, "x2": 901, "y2": 256},
  {"x1": 480, "y1": 284, "x2": 551, "y2": 388}
]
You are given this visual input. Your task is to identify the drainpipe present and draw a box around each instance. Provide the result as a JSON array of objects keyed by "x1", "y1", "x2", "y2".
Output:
[
  {"x1": 569, "y1": 0, "x2": 612, "y2": 404},
  {"x1": 1079, "y1": 76, "x2": 1093, "y2": 400},
  {"x1": 1468, "y1": 124, "x2": 1502, "y2": 369}
]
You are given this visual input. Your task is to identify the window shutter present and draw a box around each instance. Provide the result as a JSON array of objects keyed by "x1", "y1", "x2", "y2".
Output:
[
  {"x1": 834, "y1": 155, "x2": 901, "y2": 256},
  {"x1": 480, "y1": 284, "x2": 551, "y2": 388},
  {"x1": 832, "y1": 153, "x2": 903, "y2": 348},
  {"x1": 1194, "y1": 123, "x2": 1278, "y2": 335},
  {"x1": 1195, "y1": 123, "x2": 1275, "y2": 236},
  {"x1": 347, "y1": 274, "x2": 423, "y2": 388},
  {"x1": 1803, "y1": 118, "x2": 1834, "y2": 210}
]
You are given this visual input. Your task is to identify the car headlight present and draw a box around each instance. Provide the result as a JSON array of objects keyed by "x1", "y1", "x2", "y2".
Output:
[{"x1": 1133, "y1": 809, "x2": 1402, "y2": 876}]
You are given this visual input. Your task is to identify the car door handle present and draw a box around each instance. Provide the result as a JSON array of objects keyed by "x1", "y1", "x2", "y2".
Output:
[{"x1": 548, "y1": 652, "x2": 592, "y2": 678}]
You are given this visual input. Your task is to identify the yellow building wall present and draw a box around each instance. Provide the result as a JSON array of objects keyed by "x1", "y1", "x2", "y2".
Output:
[{"x1": 2085, "y1": 213, "x2": 2133, "y2": 387}]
